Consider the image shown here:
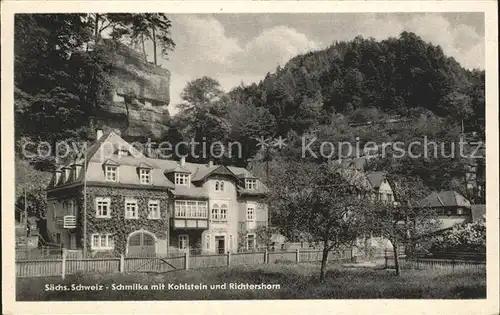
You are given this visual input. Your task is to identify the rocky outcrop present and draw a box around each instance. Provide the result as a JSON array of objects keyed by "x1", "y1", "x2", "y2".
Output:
[{"x1": 96, "y1": 39, "x2": 171, "y2": 139}]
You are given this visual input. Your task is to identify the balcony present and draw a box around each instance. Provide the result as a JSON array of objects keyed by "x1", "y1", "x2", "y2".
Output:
[
  {"x1": 56, "y1": 215, "x2": 77, "y2": 229},
  {"x1": 171, "y1": 217, "x2": 208, "y2": 229}
]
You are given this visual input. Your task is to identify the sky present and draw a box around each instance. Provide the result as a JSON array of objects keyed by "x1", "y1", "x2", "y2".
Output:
[{"x1": 149, "y1": 13, "x2": 485, "y2": 115}]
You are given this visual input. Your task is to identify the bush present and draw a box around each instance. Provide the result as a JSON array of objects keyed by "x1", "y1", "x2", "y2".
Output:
[{"x1": 430, "y1": 219, "x2": 486, "y2": 252}]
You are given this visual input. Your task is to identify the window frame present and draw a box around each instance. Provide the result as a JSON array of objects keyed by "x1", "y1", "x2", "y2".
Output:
[
  {"x1": 214, "y1": 180, "x2": 225, "y2": 192},
  {"x1": 178, "y1": 234, "x2": 189, "y2": 250},
  {"x1": 91, "y1": 233, "x2": 114, "y2": 250},
  {"x1": 246, "y1": 233, "x2": 256, "y2": 249},
  {"x1": 175, "y1": 200, "x2": 208, "y2": 218},
  {"x1": 211, "y1": 203, "x2": 228, "y2": 222},
  {"x1": 124, "y1": 198, "x2": 139, "y2": 219},
  {"x1": 245, "y1": 179, "x2": 257, "y2": 190},
  {"x1": 147, "y1": 199, "x2": 161, "y2": 219},
  {"x1": 105, "y1": 165, "x2": 118, "y2": 182},
  {"x1": 139, "y1": 168, "x2": 152, "y2": 185},
  {"x1": 246, "y1": 205, "x2": 255, "y2": 221},
  {"x1": 95, "y1": 197, "x2": 111, "y2": 218},
  {"x1": 174, "y1": 173, "x2": 190, "y2": 186}
]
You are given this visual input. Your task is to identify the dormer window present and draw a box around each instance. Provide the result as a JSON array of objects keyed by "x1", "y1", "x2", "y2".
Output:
[
  {"x1": 105, "y1": 165, "x2": 118, "y2": 182},
  {"x1": 245, "y1": 179, "x2": 257, "y2": 190},
  {"x1": 140, "y1": 169, "x2": 151, "y2": 185},
  {"x1": 175, "y1": 173, "x2": 190, "y2": 186}
]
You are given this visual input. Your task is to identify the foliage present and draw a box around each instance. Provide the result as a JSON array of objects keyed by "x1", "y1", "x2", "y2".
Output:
[
  {"x1": 366, "y1": 175, "x2": 439, "y2": 274},
  {"x1": 15, "y1": 159, "x2": 52, "y2": 218},
  {"x1": 83, "y1": 186, "x2": 170, "y2": 255},
  {"x1": 266, "y1": 160, "x2": 372, "y2": 280},
  {"x1": 429, "y1": 219, "x2": 486, "y2": 253}
]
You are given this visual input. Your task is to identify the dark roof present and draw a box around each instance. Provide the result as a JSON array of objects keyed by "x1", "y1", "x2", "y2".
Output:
[
  {"x1": 47, "y1": 132, "x2": 267, "y2": 198},
  {"x1": 471, "y1": 204, "x2": 486, "y2": 221},
  {"x1": 419, "y1": 191, "x2": 471, "y2": 208},
  {"x1": 366, "y1": 171, "x2": 387, "y2": 189}
]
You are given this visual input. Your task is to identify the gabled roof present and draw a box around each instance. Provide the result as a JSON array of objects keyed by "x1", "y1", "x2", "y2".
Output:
[
  {"x1": 103, "y1": 159, "x2": 120, "y2": 166},
  {"x1": 420, "y1": 191, "x2": 471, "y2": 208},
  {"x1": 137, "y1": 162, "x2": 153, "y2": 169},
  {"x1": 366, "y1": 171, "x2": 388, "y2": 189},
  {"x1": 46, "y1": 132, "x2": 265, "y2": 196},
  {"x1": 165, "y1": 165, "x2": 191, "y2": 174},
  {"x1": 333, "y1": 163, "x2": 373, "y2": 192}
]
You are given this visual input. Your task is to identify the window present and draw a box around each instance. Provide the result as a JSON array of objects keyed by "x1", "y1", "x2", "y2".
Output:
[
  {"x1": 91, "y1": 234, "x2": 114, "y2": 250},
  {"x1": 179, "y1": 235, "x2": 189, "y2": 250},
  {"x1": 95, "y1": 197, "x2": 111, "y2": 218},
  {"x1": 246, "y1": 234, "x2": 255, "y2": 249},
  {"x1": 211, "y1": 203, "x2": 228, "y2": 222},
  {"x1": 247, "y1": 205, "x2": 255, "y2": 221},
  {"x1": 220, "y1": 205, "x2": 228, "y2": 220},
  {"x1": 148, "y1": 200, "x2": 160, "y2": 219},
  {"x1": 387, "y1": 194, "x2": 393, "y2": 202},
  {"x1": 215, "y1": 180, "x2": 225, "y2": 191},
  {"x1": 105, "y1": 165, "x2": 118, "y2": 182},
  {"x1": 457, "y1": 208, "x2": 464, "y2": 215},
  {"x1": 245, "y1": 179, "x2": 257, "y2": 190},
  {"x1": 175, "y1": 173, "x2": 190, "y2": 186},
  {"x1": 211, "y1": 204, "x2": 219, "y2": 220},
  {"x1": 124, "y1": 198, "x2": 138, "y2": 219},
  {"x1": 140, "y1": 169, "x2": 151, "y2": 185},
  {"x1": 175, "y1": 200, "x2": 208, "y2": 218}
]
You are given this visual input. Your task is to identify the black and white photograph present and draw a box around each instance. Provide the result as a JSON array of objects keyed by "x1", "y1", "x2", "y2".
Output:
[{"x1": 2, "y1": 1, "x2": 499, "y2": 314}]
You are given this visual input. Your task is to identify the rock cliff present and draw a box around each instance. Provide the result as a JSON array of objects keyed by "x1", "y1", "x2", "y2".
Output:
[{"x1": 95, "y1": 39, "x2": 171, "y2": 139}]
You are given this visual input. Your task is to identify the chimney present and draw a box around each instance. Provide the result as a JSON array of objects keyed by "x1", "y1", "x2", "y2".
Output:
[
  {"x1": 180, "y1": 156, "x2": 186, "y2": 166},
  {"x1": 96, "y1": 129, "x2": 103, "y2": 140}
]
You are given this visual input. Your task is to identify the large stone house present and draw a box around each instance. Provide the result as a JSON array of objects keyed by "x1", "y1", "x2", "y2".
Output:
[{"x1": 45, "y1": 131, "x2": 268, "y2": 257}]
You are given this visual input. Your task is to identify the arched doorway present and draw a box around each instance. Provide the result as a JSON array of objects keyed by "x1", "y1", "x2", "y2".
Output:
[{"x1": 127, "y1": 230, "x2": 156, "y2": 257}]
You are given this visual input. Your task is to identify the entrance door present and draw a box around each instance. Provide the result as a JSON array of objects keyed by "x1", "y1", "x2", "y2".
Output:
[
  {"x1": 215, "y1": 236, "x2": 225, "y2": 254},
  {"x1": 128, "y1": 231, "x2": 156, "y2": 257}
]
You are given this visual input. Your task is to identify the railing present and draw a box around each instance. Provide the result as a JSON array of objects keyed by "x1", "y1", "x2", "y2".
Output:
[
  {"x1": 16, "y1": 248, "x2": 354, "y2": 278},
  {"x1": 63, "y1": 215, "x2": 76, "y2": 228}
]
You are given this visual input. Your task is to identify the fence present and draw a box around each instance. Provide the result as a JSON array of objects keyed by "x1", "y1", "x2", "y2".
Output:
[
  {"x1": 16, "y1": 247, "x2": 63, "y2": 260},
  {"x1": 384, "y1": 251, "x2": 486, "y2": 271},
  {"x1": 16, "y1": 248, "x2": 353, "y2": 278}
]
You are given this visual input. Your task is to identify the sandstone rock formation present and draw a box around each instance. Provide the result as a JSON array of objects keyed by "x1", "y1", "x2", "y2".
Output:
[{"x1": 96, "y1": 39, "x2": 171, "y2": 139}]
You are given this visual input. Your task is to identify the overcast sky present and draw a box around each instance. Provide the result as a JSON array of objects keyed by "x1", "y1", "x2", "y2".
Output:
[{"x1": 152, "y1": 13, "x2": 485, "y2": 115}]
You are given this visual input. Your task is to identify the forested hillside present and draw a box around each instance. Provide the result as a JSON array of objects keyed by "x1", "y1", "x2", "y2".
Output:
[
  {"x1": 228, "y1": 32, "x2": 484, "y2": 135},
  {"x1": 169, "y1": 32, "x2": 485, "y2": 202}
]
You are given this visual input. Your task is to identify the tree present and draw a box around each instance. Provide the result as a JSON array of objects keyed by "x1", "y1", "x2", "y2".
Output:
[
  {"x1": 368, "y1": 175, "x2": 439, "y2": 275},
  {"x1": 429, "y1": 218, "x2": 485, "y2": 253},
  {"x1": 179, "y1": 77, "x2": 225, "y2": 109},
  {"x1": 267, "y1": 160, "x2": 372, "y2": 281}
]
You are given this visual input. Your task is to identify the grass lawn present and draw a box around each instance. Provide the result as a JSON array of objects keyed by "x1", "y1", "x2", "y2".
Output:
[{"x1": 16, "y1": 263, "x2": 486, "y2": 300}]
